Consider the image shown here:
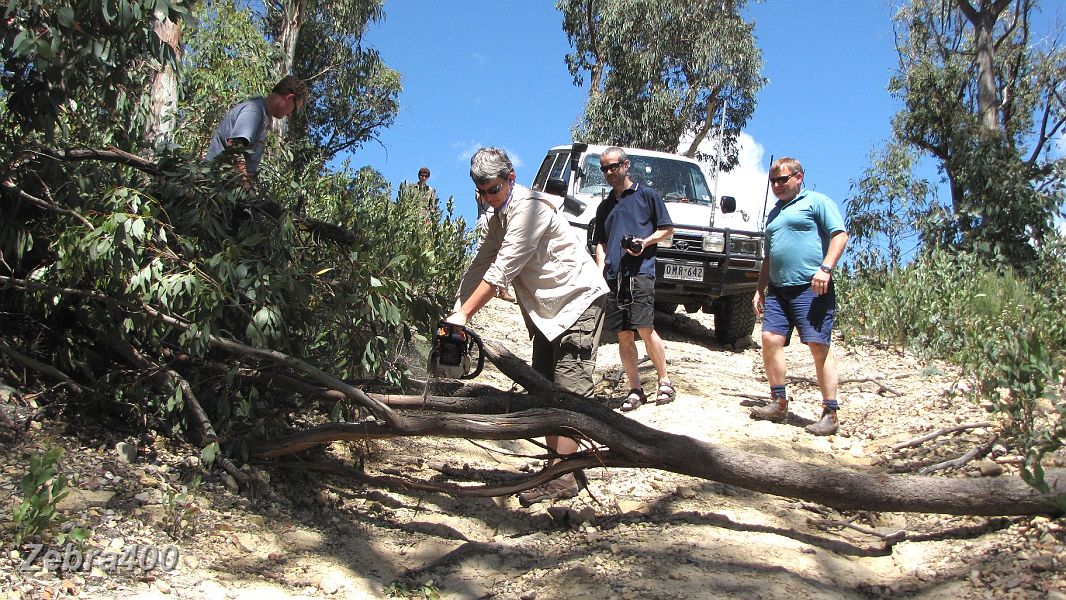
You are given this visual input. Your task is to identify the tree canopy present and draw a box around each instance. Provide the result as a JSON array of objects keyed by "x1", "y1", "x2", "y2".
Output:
[
  {"x1": 558, "y1": 0, "x2": 765, "y2": 170},
  {"x1": 847, "y1": 0, "x2": 1065, "y2": 268}
]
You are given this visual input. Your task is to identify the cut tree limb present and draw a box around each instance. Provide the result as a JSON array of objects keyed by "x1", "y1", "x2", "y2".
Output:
[
  {"x1": 250, "y1": 336, "x2": 1066, "y2": 517},
  {"x1": 891, "y1": 422, "x2": 995, "y2": 451}
]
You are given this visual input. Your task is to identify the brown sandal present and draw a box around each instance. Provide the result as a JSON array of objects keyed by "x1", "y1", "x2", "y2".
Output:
[
  {"x1": 620, "y1": 388, "x2": 646, "y2": 412},
  {"x1": 655, "y1": 380, "x2": 676, "y2": 405}
]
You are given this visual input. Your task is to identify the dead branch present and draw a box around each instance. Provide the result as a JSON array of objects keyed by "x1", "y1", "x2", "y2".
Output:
[
  {"x1": 891, "y1": 422, "x2": 996, "y2": 451},
  {"x1": 807, "y1": 517, "x2": 907, "y2": 541},
  {"x1": 0, "y1": 340, "x2": 84, "y2": 394},
  {"x1": 0, "y1": 180, "x2": 94, "y2": 228},
  {"x1": 95, "y1": 330, "x2": 217, "y2": 445},
  {"x1": 918, "y1": 438, "x2": 997, "y2": 475},
  {"x1": 61, "y1": 146, "x2": 160, "y2": 176},
  {"x1": 245, "y1": 338, "x2": 1066, "y2": 516},
  {"x1": 787, "y1": 374, "x2": 901, "y2": 396}
]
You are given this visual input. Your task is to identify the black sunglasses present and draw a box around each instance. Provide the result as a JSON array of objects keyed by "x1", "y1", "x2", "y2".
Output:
[
  {"x1": 476, "y1": 182, "x2": 504, "y2": 197},
  {"x1": 769, "y1": 172, "x2": 799, "y2": 185},
  {"x1": 600, "y1": 161, "x2": 625, "y2": 173}
]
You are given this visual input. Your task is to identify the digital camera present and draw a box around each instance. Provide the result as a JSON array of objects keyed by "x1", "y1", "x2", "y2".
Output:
[{"x1": 620, "y1": 235, "x2": 642, "y2": 253}]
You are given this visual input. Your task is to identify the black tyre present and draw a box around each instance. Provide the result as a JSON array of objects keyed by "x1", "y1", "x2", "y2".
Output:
[
  {"x1": 655, "y1": 302, "x2": 678, "y2": 314},
  {"x1": 714, "y1": 292, "x2": 756, "y2": 345}
]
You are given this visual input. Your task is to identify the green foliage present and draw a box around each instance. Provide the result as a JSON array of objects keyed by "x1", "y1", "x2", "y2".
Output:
[
  {"x1": 279, "y1": 0, "x2": 400, "y2": 163},
  {"x1": 160, "y1": 475, "x2": 202, "y2": 539},
  {"x1": 869, "y1": 0, "x2": 1066, "y2": 269},
  {"x1": 384, "y1": 579, "x2": 441, "y2": 600},
  {"x1": 178, "y1": 0, "x2": 279, "y2": 157},
  {"x1": 845, "y1": 142, "x2": 935, "y2": 267},
  {"x1": 11, "y1": 447, "x2": 87, "y2": 545},
  {"x1": 1, "y1": 0, "x2": 196, "y2": 140},
  {"x1": 559, "y1": 0, "x2": 764, "y2": 164},
  {"x1": 839, "y1": 247, "x2": 1066, "y2": 503},
  {"x1": 0, "y1": 0, "x2": 462, "y2": 459}
]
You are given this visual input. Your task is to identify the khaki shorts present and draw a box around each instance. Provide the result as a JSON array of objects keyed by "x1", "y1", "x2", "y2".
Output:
[{"x1": 531, "y1": 295, "x2": 606, "y2": 397}]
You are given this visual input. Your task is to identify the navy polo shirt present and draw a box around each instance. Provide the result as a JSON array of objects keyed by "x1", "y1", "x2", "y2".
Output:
[{"x1": 592, "y1": 182, "x2": 673, "y2": 279}]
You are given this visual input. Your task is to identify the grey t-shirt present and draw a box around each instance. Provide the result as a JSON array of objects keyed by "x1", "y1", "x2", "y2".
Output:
[{"x1": 206, "y1": 97, "x2": 271, "y2": 174}]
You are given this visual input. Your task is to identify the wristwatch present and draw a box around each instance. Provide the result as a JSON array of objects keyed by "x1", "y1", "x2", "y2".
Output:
[{"x1": 819, "y1": 264, "x2": 833, "y2": 274}]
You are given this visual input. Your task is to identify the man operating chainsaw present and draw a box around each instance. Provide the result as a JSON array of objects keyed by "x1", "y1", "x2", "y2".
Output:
[{"x1": 446, "y1": 147, "x2": 609, "y2": 506}]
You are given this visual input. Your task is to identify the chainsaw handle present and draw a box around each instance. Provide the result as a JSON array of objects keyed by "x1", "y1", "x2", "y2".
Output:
[{"x1": 461, "y1": 327, "x2": 485, "y2": 379}]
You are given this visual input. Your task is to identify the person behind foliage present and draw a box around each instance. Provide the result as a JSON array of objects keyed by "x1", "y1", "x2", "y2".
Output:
[{"x1": 206, "y1": 75, "x2": 309, "y2": 189}]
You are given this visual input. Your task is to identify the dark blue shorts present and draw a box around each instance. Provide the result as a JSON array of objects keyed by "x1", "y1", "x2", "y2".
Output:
[
  {"x1": 605, "y1": 274, "x2": 656, "y2": 332},
  {"x1": 762, "y1": 283, "x2": 836, "y2": 346}
]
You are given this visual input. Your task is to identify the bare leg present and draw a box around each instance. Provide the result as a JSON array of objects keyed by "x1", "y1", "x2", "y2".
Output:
[
  {"x1": 807, "y1": 342, "x2": 837, "y2": 400},
  {"x1": 761, "y1": 331, "x2": 788, "y2": 386},
  {"x1": 617, "y1": 329, "x2": 641, "y2": 390},
  {"x1": 636, "y1": 326, "x2": 669, "y2": 382}
]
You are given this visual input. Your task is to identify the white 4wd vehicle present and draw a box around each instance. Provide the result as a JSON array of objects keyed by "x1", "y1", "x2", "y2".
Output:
[{"x1": 531, "y1": 142, "x2": 764, "y2": 345}]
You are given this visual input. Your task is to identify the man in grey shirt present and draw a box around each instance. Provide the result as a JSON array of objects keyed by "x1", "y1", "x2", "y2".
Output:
[
  {"x1": 206, "y1": 75, "x2": 309, "y2": 187},
  {"x1": 448, "y1": 147, "x2": 608, "y2": 506}
]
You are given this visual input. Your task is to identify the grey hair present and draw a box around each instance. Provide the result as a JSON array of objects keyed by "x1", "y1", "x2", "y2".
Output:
[
  {"x1": 469, "y1": 148, "x2": 514, "y2": 184},
  {"x1": 601, "y1": 146, "x2": 628, "y2": 162}
]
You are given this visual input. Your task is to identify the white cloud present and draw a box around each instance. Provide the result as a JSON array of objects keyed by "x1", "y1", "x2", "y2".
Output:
[
  {"x1": 680, "y1": 131, "x2": 773, "y2": 225},
  {"x1": 454, "y1": 141, "x2": 523, "y2": 169}
]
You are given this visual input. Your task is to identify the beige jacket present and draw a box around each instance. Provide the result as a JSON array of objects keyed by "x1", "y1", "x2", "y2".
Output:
[{"x1": 457, "y1": 185, "x2": 608, "y2": 341}]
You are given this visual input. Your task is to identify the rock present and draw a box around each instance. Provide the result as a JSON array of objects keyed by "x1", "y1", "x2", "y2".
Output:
[
  {"x1": 247, "y1": 515, "x2": 266, "y2": 528},
  {"x1": 675, "y1": 486, "x2": 696, "y2": 499},
  {"x1": 616, "y1": 500, "x2": 650, "y2": 517},
  {"x1": 219, "y1": 473, "x2": 239, "y2": 492},
  {"x1": 978, "y1": 459, "x2": 1004, "y2": 477},
  {"x1": 1031, "y1": 553, "x2": 1056, "y2": 571},
  {"x1": 139, "y1": 476, "x2": 159, "y2": 488},
  {"x1": 115, "y1": 442, "x2": 137, "y2": 463},
  {"x1": 1047, "y1": 592, "x2": 1066, "y2": 600},
  {"x1": 57, "y1": 489, "x2": 114, "y2": 512},
  {"x1": 134, "y1": 490, "x2": 161, "y2": 504},
  {"x1": 156, "y1": 579, "x2": 171, "y2": 594}
]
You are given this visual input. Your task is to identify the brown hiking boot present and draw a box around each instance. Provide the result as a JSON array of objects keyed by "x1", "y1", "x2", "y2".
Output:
[
  {"x1": 805, "y1": 409, "x2": 839, "y2": 436},
  {"x1": 518, "y1": 472, "x2": 583, "y2": 507},
  {"x1": 750, "y1": 397, "x2": 789, "y2": 422}
]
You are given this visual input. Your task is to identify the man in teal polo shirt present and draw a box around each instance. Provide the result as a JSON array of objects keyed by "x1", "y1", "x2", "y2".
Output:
[{"x1": 751, "y1": 157, "x2": 849, "y2": 435}]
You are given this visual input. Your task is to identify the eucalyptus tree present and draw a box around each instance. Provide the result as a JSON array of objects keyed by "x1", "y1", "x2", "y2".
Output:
[
  {"x1": 558, "y1": 0, "x2": 764, "y2": 170},
  {"x1": 265, "y1": 0, "x2": 400, "y2": 160},
  {"x1": 885, "y1": 0, "x2": 1064, "y2": 266}
]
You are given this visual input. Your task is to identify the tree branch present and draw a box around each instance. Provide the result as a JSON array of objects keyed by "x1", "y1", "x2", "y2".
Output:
[{"x1": 0, "y1": 274, "x2": 400, "y2": 426}]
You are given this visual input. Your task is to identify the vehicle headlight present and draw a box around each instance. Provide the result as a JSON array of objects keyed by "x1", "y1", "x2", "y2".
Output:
[
  {"x1": 703, "y1": 232, "x2": 725, "y2": 252},
  {"x1": 729, "y1": 236, "x2": 762, "y2": 255}
]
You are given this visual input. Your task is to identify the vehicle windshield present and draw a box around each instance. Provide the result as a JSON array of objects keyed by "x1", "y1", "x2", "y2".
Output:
[{"x1": 578, "y1": 154, "x2": 713, "y2": 205}]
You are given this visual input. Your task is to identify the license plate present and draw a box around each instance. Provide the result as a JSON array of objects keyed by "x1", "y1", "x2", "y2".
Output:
[{"x1": 664, "y1": 264, "x2": 703, "y2": 282}]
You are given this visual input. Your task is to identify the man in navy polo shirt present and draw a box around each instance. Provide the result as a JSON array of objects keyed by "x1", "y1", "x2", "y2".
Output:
[
  {"x1": 592, "y1": 147, "x2": 676, "y2": 412},
  {"x1": 751, "y1": 157, "x2": 849, "y2": 436}
]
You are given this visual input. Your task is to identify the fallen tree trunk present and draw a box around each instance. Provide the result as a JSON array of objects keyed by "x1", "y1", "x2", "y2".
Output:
[{"x1": 251, "y1": 339, "x2": 1066, "y2": 517}]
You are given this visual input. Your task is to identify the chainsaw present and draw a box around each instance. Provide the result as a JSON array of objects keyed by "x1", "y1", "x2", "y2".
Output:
[{"x1": 427, "y1": 321, "x2": 484, "y2": 380}]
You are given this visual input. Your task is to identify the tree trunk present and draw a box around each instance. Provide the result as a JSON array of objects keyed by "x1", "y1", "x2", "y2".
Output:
[
  {"x1": 275, "y1": 0, "x2": 307, "y2": 137},
  {"x1": 956, "y1": 0, "x2": 1011, "y2": 135},
  {"x1": 145, "y1": 17, "x2": 184, "y2": 151},
  {"x1": 249, "y1": 339, "x2": 1066, "y2": 517}
]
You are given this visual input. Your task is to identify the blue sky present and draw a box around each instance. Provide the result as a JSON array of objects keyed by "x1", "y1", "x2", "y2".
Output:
[{"x1": 354, "y1": 1, "x2": 1058, "y2": 240}]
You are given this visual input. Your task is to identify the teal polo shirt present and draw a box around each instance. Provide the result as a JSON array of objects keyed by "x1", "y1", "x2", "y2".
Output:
[{"x1": 764, "y1": 189, "x2": 846, "y2": 287}]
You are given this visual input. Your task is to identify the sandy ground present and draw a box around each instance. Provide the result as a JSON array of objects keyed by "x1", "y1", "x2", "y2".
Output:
[{"x1": 2, "y1": 298, "x2": 1064, "y2": 599}]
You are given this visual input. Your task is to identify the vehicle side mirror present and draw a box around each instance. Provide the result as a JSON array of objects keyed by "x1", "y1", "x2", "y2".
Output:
[
  {"x1": 545, "y1": 178, "x2": 567, "y2": 197},
  {"x1": 562, "y1": 195, "x2": 586, "y2": 216},
  {"x1": 720, "y1": 196, "x2": 737, "y2": 213}
]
